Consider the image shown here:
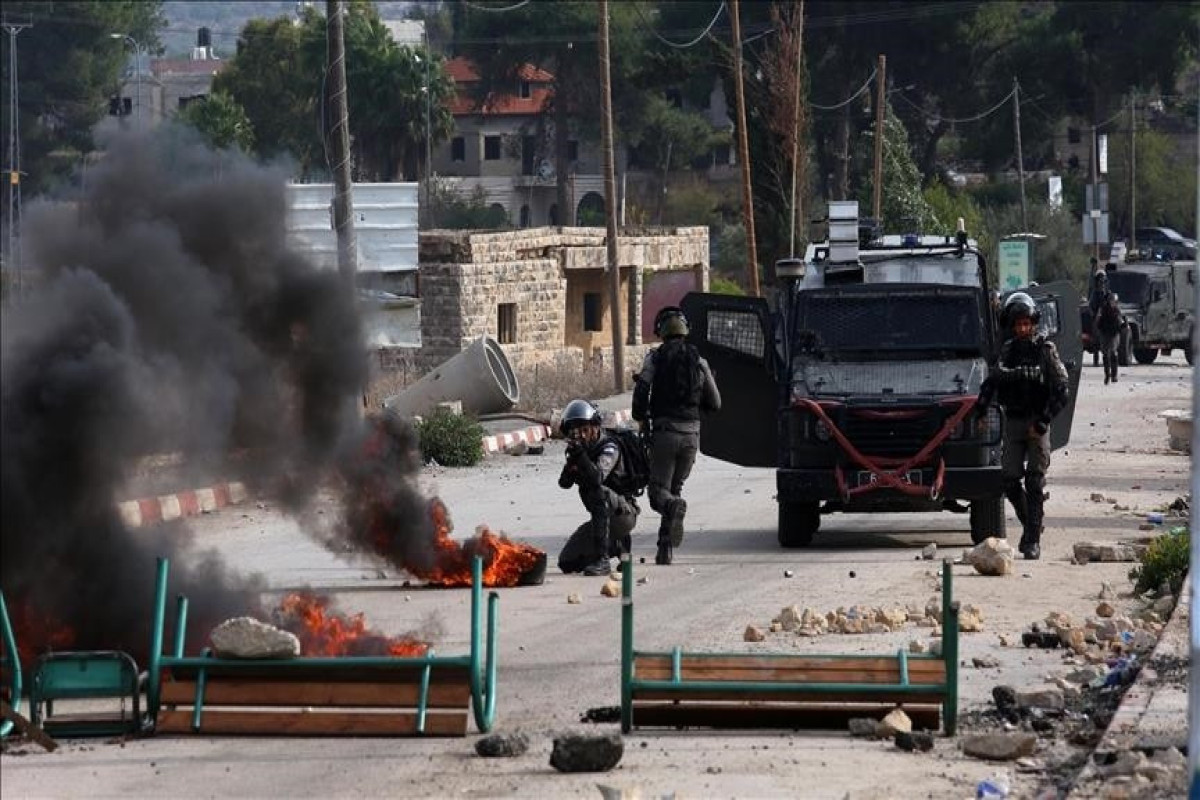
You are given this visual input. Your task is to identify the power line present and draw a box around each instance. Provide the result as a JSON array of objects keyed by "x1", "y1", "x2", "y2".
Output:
[
  {"x1": 893, "y1": 87, "x2": 1015, "y2": 124},
  {"x1": 634, "y1": 1, "x2": 726, "y2": 50},
  {"x1": 810, "y1": 69, "x2": 877, "y2": 111},
  {"x1": 460, "y1": 0, "x2": 533, "y2": 12}
]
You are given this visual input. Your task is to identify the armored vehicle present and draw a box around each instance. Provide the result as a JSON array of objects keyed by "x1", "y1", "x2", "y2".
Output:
[
  {"x1": 682, "y1": 203, "x2": 1082, "y2": 547},
  {"x1": 1105, "y1": 259, "x2": 1195, "y2": 365}
]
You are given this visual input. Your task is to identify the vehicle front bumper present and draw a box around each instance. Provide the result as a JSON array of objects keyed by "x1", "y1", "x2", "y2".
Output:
[{"x1": 777, "y1": 465, "x2": 1003, "y2": 503}]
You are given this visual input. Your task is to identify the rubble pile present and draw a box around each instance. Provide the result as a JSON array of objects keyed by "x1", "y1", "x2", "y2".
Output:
[{"x1": 756, "y1": 597, "x2": 983, "y2": 640}]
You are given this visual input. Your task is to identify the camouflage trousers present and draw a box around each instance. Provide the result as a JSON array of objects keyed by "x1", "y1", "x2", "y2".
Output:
[
  {"x1": 557, "y1": 486, "x2": 639, "y2": 573},
  {"x1": 648, "y1": 429, "x2": 699, "y2": 547},
  {"x1": 1002, "y1": 414, "x2": 1051, "y2": 537}
]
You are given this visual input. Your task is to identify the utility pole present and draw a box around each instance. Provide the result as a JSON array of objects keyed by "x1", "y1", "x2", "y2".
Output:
[
  {"x1": 1090, "y1": 124, "x2": 1099, "y2": 261},
  {"x1": 4, "y1": 19, "x2": 30, "y2": 301},
  {"x1": 787, "y1": 0, "x2": 806, "y2": 258},
  {"x1": 1129, "y1": 90, "x2": 1136, "y2": 252},
  {"x1": 422, "y1": 29, "x2": 435, "y2": 229},
  {"x1": 730, "y1": 0, "x2": 759, "y2": 295},
  {"x1": 598, "y1": 0, "x2": 624, "y2": 392},
  {"x1": 871, "y1": 53, "x2": 886, "y2": 223},
  {"x1": 326, "y1": 0, "x2": 357, "y2": 287},
  {"x1": 1013, "y1": 77, "x2": 1027, "y2": 233}
]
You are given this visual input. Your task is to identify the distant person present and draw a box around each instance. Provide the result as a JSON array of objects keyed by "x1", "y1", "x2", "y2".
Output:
[
  {"x1": 978, "y1": 293, "x2": 1070, "y2": 560},
  {"x1": 1088, "y1": 269, "x2": 1109, "y2": 366},
  {"x1": 556, "y1": 399, "x2": 639, "y2": 576},
  {"x1": 632, "y1": 307, "x2": 721, "y2": 565},
  {"x1": 1095, "y1": 291, "x2": 1125, "y2": 385}
]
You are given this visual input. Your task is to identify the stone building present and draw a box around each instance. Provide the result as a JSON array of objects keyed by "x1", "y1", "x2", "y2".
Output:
[{"x1": 377, "y1": 226, "x2": 709, "y2": 386}]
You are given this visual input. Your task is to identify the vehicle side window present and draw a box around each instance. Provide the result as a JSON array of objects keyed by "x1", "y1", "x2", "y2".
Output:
[
  {"x1": 1036, "y1": 299, "x2": 1060, "y2": 338},
  {"x1": 709, "y1": 309, "x2": 766, "y2": 359}
]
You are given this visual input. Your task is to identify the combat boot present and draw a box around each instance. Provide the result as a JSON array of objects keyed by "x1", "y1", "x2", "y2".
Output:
[
  {"x1": 582, "y1": 558, "x2": 613, "y2": 576},
  {"x1": 1019, "y1": 527, "x2": 1042, "y2": 560},
  {"x1": 667, "y1": 498, "x2": 688, "y2": 547},
  {"x1": 655, "y1": 539, "x2": 673, "y2": 565},
  {"x1": 1003, "y1": 486, "x2": 1029, "y2": 528}
]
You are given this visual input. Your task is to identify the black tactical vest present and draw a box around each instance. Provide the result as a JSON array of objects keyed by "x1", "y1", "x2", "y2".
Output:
[
  {"x1": 996, "y1": 337, "x2": 1051, "y2": 417},
  {"x1": 649, "y1": 340, "x2": 702, "y2": 422}
]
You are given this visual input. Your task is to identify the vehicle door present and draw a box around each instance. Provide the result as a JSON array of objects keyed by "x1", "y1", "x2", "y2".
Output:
[
  {"x1": 681, "y1": 292, "x2": 778, "y2": 467},
  {"x1": 1166, "y1": 264, "x2": 1196, "y2": 342},
  {"x1": 1029, "y1": 281, "x2": 1082, "y2": 449}
]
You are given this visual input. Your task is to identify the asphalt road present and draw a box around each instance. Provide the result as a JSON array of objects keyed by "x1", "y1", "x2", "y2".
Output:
[{"x1": 1, "y1": 355, "x2": 1191, "y2": 799}]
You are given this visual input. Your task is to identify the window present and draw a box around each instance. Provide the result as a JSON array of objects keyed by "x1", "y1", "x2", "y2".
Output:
[
  {"x1": 497, "y1": 303, "x2": 517, "y2": 344},
  {"x1": 109, "y1": 96, "x2": 133, "y2": 116},
  {"x1": 178, "y1": 94, "x2": 207, "y2": 110},
  {"x1": 519, "y1": 205, "x2": 531, "y2": 227},
  {"x1": 484, "y1": 135, "x2": 502, "y2": 160},
  {"x1": 451, "y1": 137, "x2": 465, "y2": 162},
  {"x1": 567, "y1": 140, "x2": 579, "y2": 162},
  {"x1": 1067, "y1": 127, "x2": 1081, "y2": 144},
  {"x1": 713, "y1": 143, "x2": 731, "y2": 165},
  {"x1": 519, "y1": 80, "x2": 531, "y2": 99},
  {"x1": 583, "y1": 293, "x2": 603, "y2": 332}
]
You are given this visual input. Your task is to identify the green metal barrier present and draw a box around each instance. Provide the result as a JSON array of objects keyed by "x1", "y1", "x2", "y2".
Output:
[
  {"x1": 30, "y1": 651, "x2": 143, "y2": 737},
  {"x1": 147, "y1": 555, "x2": 499, "y2": 736},
  {"x1": 0, "y1": 590, "x2": 22, "y2": 738},
  {"x1": 620, "y1": 555, "x2": 960, "y2": 735}
]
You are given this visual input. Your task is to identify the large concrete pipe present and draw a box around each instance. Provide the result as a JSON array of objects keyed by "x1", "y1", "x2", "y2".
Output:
[{"x1": 384, "y1": 336, "x2": 520, "y2": 418}]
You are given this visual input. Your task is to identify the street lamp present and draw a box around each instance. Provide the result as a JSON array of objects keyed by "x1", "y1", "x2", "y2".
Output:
[{"x1": 109, "y1": 33, "x2": 143, "y2": 127}]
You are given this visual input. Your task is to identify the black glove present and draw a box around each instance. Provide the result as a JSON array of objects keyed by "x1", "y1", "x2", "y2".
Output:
[{"x1": 1033, "y1": 418, "x2": 1050, "y2": 437}]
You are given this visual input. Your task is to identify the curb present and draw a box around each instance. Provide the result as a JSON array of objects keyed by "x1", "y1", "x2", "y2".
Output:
[
  {"x1": 117, "y1": 481, "x2": 248, "y2": 529},
  {"x1": 482, "y1": 423, "x2": 554, "y2": 455}
]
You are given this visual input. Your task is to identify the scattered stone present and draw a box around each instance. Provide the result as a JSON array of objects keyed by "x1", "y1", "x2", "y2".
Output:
[
  {"x1": 972, "y1": 656, "x2": 1000, "y2": 669},
  {"x1": 961, "y1": 732, "x2": 1038, "y2": 761},
  {"x1": 909, "y1": 640, "x2": 929, "y2": 655},
  {"x1": 1151, "y1": 747, "x2": 1186, "y2": 768},
  {"x1": 600, "y1": 581, "x2": 621, "y2": 598},
  {"x1": 1151, "y1": 595, "x2": 1175, "y2": 615},
  {"x1": 1096, "y1": 601, "x2": 1116, "y2": 618},
  {"x1": 505, "y1": 441, "x2": 529, "y2": 456},
  {"x1": 875, "y1": 708, "x2": 912, "y2": 737},
  {"x1": 526, "y1": 445, "x2": 545, "y2": 456},
  {"x1": 636, "y1": 577, "x2": 648, "y2": 586},
  {"x1": 210, "y1": 617, "x2": 299, "y2": 659},
  {"x1": 1101, "y1": 749, "x2": 1148, "y2": 778},
  {"x1": 475, "y1": 731, "x2": 530, "y2": 758},
  {"x1": 1089, "y1": 492, "x2": 1106, "y2": 502},
  {"x1": 920, "y1": 543, "x2": 937, "y2": 560},
  {"x1": 915, "y1": 616, "x2": 939, "y2": 628},
  {"x1": 928, "y1": 639, "x2": 943, "y2": 657},
  {"x1": 770, "y1": 622, "x2": 783, "y2": 633},
  {"x1": 1016, "y1": 686, "x2": 1065, "y2": 711},
  {"x1": 1073, "y1": 542, "x2": 1141, "y2": 563},
  {"x1": 783, "y1": 569, "x2": 795, "y2": 578},
  {"x1": 924, "y1": 597, "x2": 943, "y2": 623},
  {"x1": 847, "y1": 718, "x2": 877, "y2": 738},
  {"x1": 567, "y1": 593, "x2": 582, "y2": 605},
  {"x1": 775, "y1": 605, "x2": 804, "y2": 631},
  {"x1": 894, "y1": 730, "x2": 934, "y2": 752},
  {"x1": 1065, "y1": 665, "x2": 1107, "y2": 685},
  {"x1": 549, "y1": 733, "x2": 623, "y2": 773},
  {"x1": 1128, "y1": 630, "x2": 1158, "y2": 652},
  {"x1": 962, "y1": 537, "x2": 1015, "y2": 576},
  {"x1": 958, "y1": 604, "x2": 985, "y2": 632},
  {"x1": 1059, "y1": 628, "x2": 1088, "y2": 654},
  {"x1": 1022, "y1": 630, "x2": 1061, "y2": 649},
  {"x1": 992, "y1": 686, "x2": 1018, "y2": 716},
  {"x1": 744, "y1": 625, "x2": 766, "y2": 642}
]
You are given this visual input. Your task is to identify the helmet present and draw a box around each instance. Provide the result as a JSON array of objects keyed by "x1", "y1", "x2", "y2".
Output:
[
  {"x1": 1003, "y1": 291, "x2": 1040, "y2": 324},
  {"x1": 653, "y1": 306, "x2": 689, "y2": 338},
  {"x1": 561, "y1": 398, "x2": 601, "y2": 436}
]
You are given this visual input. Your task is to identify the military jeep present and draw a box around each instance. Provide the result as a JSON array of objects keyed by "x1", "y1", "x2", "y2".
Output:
[{"x1": 683, "y1": 205, "x2": 1082, "y2": 547}]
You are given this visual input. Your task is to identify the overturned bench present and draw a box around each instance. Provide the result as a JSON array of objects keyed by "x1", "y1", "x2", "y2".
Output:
[
  {"x1": 0, "y1": 591, "x2": 23, "y2": 739},
  {"x1": 148, "y1": 556, "x2": 498, "y2": 737},
  {"x1": 620, "y1": 558, "x2": 959, "y2": 735}
]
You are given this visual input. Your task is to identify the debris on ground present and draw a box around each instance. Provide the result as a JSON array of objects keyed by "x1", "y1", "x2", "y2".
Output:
[
  {"x1": 894, "y1": 730, "x2": 934, "y2": 752},
  {"x1": 210, "y1": 617, "x2": 300, "y2": 659},
  {"x1": 580, "y1": 706, "x2": 621, "y2": 724},
  {"x1": 475, "y1": 731, "x2": 530, "y2": 757},
  {"x1": 920, "y1": 543, "x2": 937, "y2": 560},
  {"x1": 1072, "y1": 541, "x2": 1143, "y2": 564},
  {"x1": 567, "y1": 593, "x2": 582, "y2": 604},
  {"x1": 962, "y1": 732, "x2": 1037, "y2": 761},
  {"x1": 962, "y1": 538, "x2": 1014, "y2": 576},
  {"x1": 550, "y1": 733, "x2": 624, "y2": 773},
  {"x1": 743, "y1": 625, "x2": 766, "y2": 642},
  {"x1": 847, "y1": 718, "x2": 877, "y2": 738},
  {"x1": 875, "y1": 708, "x2": 912, "y2": 737},
  {"x1": 600, "y1": 580, "x2": 620, "y2": 598}
]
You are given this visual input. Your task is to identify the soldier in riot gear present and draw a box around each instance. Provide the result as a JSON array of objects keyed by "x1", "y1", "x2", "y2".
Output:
[
  {"x1": 556, "y1": 399, "x2": 640, "y2": 576},
  {"x1": 979, "y1": 292, "x2": 1070, "y2": 560},
  {"x1": 632, "y1": 307, "x2": 721, "y2": 566}
]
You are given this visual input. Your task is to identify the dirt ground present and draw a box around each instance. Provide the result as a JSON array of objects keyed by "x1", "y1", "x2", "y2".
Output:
[{"x1": 0, "y1": 355, "x2": 1190, "y2": 799}]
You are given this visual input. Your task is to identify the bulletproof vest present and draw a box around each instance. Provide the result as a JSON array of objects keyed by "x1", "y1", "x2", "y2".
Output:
[
  {"x1": 649, "y1": 340, "x2": 702, "y2": 422},
  {"x1": 996, "y1": 337, "x2": 1051, "y2": 417},
  {"x1": 587, "y1": 436, "x2": 629, "y2": 492}
]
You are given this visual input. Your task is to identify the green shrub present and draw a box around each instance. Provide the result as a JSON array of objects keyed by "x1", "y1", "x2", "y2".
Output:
[
  {"x1": 709, "y1": 275, "x2": 745, "y2": 295},
  {"x1": 416, "y1": 408, "x2": 485, "y2": 467},
  {"x1": 1129, "y1": 526, "x2": 1189, "y2": 596}
]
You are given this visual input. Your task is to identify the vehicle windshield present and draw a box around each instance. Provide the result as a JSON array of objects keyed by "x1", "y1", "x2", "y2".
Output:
[
  {"x1": 859, "y1": 253, "x2": 983, "y2": 288},
  {"x1": 1107, "y1": 272, "x2": 1150, "y2": 306},
  {"x1": 794, "y1": 287, "x2": 985, "y2": 359}
]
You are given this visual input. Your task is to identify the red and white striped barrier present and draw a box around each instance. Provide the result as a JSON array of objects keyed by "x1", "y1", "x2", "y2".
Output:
[
  {"x1": 482, "y1": 424, "x2": 554, "y2": 455},
  {"x1": 117, "y1": 481, "x2": 248, "y2": 528}
]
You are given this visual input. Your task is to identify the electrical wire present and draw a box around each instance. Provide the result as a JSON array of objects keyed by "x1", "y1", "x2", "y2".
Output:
[
  {"x1": 460, "y1": 0, "x2": 533, "y2": 12},
  {"x1": 809, "y1": 69, "x2": 877, "y2": 111},
  {"x1": 634, "y1": 1, "x2": 725, "y2": 50},
  {"x1": 893, "y1": 87, "x2": 1015, "y2": 124}
]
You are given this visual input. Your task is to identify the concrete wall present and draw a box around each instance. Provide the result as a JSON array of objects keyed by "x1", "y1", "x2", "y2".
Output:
[{"x1": 376, "y1": 225, "x2": 709, "y2": 384}]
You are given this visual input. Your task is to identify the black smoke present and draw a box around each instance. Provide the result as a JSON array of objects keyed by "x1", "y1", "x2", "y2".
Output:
[{"x1": 1, "y1": 128, "x2": 370, "y2": 659}]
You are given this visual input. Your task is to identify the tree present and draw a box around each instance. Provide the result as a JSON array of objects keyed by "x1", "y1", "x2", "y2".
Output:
[
  {"x1": 214, "y1": 2, "x2": 454, "y2": 180},
  {"x1": 858, "y1": 102, "x2": 937, "y2": 232},
  {"x1": 1108, "y1": 126, "x2": 1198, "y2": 238},
  {"x1": 0, "y1": 1, "x2": 165, "y2": 196},
  {"x1": 177, "y1": 91, "x2": 254, "y2": 152}
]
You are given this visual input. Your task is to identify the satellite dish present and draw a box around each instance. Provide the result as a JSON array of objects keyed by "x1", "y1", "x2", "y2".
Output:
[{"x1": 537, "y1": 160, "x2": 554, "y2": 181}]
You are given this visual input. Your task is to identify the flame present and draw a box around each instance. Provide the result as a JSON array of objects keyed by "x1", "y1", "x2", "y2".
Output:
[
  {"x1": 415, "y1": 499, "x2": 544, "y2": 588},
  {"x1": 6, "y1": 601, "x2": 77, "y2": 665},
  {"x1": 274, "y1": 593, "x2": 428, "y2": 657}
]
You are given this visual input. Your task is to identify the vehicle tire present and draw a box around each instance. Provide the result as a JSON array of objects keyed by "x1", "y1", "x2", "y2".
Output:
[
  {"x1": 778, "y1": 501, "x2": 820, "y2": 548},
  {"x1": 1133, "y1": 347, "x2": 1158, "y2": 365},
  {"x1": 1186, "y1": 329, "x2": 1194, "y2": 366},
  {"x1": 969, "y1": 497, "x2": 1006, "y2": 544}
]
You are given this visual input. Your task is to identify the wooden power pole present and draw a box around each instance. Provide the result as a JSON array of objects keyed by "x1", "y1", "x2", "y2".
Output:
[
  {"x1": 1129, "y1": 91, "x2": 1137, "y2": 252},
  {"x1": 326, "y1": 0, "x2": 357, "y2": 287},
  {"x1": 871, "y1": 53, "x2": 886, "y2": 222},
  {"x1": 1013, "y1": 77, "x2": 1027, "y2": 233},
  {"x1": 788, "y1": 0, "x2": 806, "y2": 258},
  {"x1": 730, "y1": 0, "x2": 759, "y2": 296},
  {"x1": 598, "y1": 0, "x2": 624, "y2": 391}
]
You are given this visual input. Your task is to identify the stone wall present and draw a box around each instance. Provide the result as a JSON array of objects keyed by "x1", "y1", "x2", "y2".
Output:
[{"x1": 378, "y1": 225, "x2": 708, "y2": 392}]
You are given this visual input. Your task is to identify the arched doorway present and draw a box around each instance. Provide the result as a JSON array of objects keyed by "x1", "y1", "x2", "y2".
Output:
[
  {"x1": 519, "y1": 204, "x2": 531, "y2": 227},
  {"x1": 548, "y1": 204, "x2": 559, "y2": 226},
  {"x1": 577, "y1": 192, "x2": 605, "y2": 226}
]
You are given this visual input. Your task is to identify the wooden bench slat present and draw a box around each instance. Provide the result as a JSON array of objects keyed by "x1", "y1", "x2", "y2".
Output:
[
  {"x1": 633, "y1": 689, "x2": 945, "y2": 705},
  {"x1": 631, "y1": 702, "x2": 941, "y2": 731},
  {"x1": 156, "y1": 709, "x2": 468, "y2": 736},
  {"x1": 634, "y1": 665, "x2": 945, "y2": 685},
  {"x1": 41, "y1": 711, "x2": 138, "y2": 725},
  {"x1": 160, "y1": 679, "x2": 470, "y2": 708},
  {"x1": 634, "y1": 654, "x2": 945, "y2": 676},
  {"x1": 164, "y1": 664, "x2": 469, "y2": 683}
]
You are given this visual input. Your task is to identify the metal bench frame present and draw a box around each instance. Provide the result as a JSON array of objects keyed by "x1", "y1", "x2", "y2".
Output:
[
  {"x1": 147, "y1": 555, "x2": 499, "y2": 736},
  {"x1": 620, "y1": 557, "x2": 959, "y2": 735},
  {"x1": 0, "y1": 591, "x2": 22, "y2": 738}
]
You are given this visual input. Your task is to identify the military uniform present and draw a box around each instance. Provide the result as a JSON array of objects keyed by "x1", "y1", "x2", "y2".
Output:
[
  {"x1": 557, "y1": 433, "x2": 639, "y2": 575},
  {"x1": 984, "y1": 334, "x2": 1070, "y2": 558},
  {"x1": 632, "y1": 334, "x2": 721, "y2": 564}
]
